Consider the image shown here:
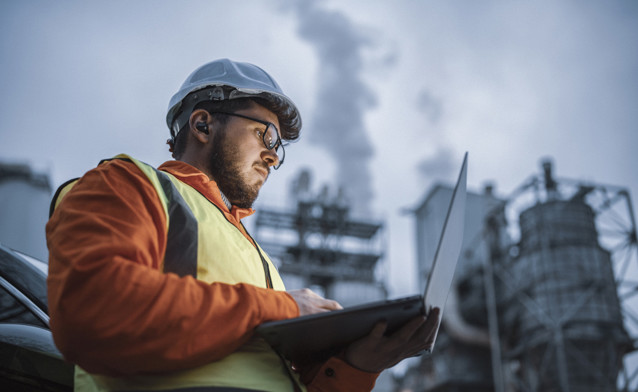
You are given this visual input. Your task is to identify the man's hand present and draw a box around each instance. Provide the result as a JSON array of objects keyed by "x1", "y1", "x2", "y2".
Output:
[
  {"x1": 344, "y1": 307, "x2": 441, "y2": 373},
  {"x1": 287, "y1": 288, "x2": 343, "y2": 316}
]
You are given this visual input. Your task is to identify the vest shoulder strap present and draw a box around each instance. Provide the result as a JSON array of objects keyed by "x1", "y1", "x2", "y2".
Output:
[
  {"x1": 48, "y1": 155, "x2": 198, "y2": 278},
  {"x1": 49, "y1": 155, "x2": 171, "y2": 221},
  {"x1": 49, "y1": 177, "x2": 80, "y2": 218}
]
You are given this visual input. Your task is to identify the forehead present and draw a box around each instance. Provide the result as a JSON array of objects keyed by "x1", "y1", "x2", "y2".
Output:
[{"x1": 235, "y1": 101, "x2": 280, "y2": 131}]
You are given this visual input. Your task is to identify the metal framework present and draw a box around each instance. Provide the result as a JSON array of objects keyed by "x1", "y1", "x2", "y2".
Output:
[
  {"x1": 483, "y1": 162, "x2": 638, "y2": 392},
  {"x1": 253, "y1": 171, "x2": 386, "y2": 301}
]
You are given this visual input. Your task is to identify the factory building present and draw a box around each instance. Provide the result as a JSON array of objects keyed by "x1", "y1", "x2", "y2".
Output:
[
  {"x1": 0, "y1": 162, "x2": 51, "y2": 260},
  {"x1": 399, "y1": 159, "x2": 637, "y2": 392},
  {"x1": 399, "y1": 181, "x2": 504, "y2": 391}
]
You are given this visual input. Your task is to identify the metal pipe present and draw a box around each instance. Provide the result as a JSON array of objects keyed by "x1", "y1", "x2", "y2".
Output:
[{"x1": 484, "y1": 254, "x2": 506, "y2": 392}]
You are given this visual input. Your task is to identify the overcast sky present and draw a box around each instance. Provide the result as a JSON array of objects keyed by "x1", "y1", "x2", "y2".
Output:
[{"x1": 2, "y1": 0, "x2": 637, "y2": 296}]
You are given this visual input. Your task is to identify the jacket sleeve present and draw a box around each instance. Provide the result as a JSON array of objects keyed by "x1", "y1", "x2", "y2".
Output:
[
  {"x1": 46, "y1": 159, "x2": 299, "y2": 376},
  {"x1": 301, "y1": 357, "x2": 379, "y2": 392}
]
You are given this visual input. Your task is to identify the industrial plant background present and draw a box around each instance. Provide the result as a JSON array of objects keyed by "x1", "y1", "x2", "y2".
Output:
[
  {"x1": 2, "y1": 1, "x2": 638, "y2": 391},
  {"x1": 2, "y1": 157, "x2": 637, "y2": 391}
]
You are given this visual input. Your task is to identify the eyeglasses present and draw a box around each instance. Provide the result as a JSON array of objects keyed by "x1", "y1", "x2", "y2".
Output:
[{"x1": 209, "y1": 111, "x2": 285, "y2": 169}]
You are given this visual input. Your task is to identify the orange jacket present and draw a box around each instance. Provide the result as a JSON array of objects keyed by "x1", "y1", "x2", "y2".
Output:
[{"x1": 46, "y1": 158, "x2": 377, "y2": 391}]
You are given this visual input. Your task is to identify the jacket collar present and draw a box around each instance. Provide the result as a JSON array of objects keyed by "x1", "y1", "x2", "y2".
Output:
[{"x1": 158, "y1": 160, "x2": 255, "y2": 222}]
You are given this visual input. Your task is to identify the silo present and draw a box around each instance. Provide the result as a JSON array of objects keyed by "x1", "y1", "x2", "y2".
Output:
[{"x1": 504, "y1": 197, "x2": 630, "y2": 391}]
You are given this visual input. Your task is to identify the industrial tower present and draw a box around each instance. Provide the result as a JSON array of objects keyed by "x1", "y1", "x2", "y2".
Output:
[{"x1": 401, "y1": 159, "x2": 637, "y2": 392}]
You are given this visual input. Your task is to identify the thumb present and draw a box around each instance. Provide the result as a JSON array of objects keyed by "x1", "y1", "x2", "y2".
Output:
[{"x1": 370, "y1": 320, "x2": 388, "y2": 339}]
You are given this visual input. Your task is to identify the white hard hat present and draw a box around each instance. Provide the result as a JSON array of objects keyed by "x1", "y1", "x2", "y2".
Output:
[{"x1": 166, "y1": 59, "x2": 301, "y2": 139}]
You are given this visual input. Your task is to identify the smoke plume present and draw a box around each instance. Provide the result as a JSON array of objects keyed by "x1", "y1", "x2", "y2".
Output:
[
  {"x1": 417, "y1": 146, "x2": 456, "y2": 184},
  {"x1": 288, "y1": 0, "x2": 377, "y2": 216}
]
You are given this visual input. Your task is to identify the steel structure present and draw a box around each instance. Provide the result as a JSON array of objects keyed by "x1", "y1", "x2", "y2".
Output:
[
  {"x1": 400, "y1": 159, "x2": 637, "y2": 392},
  {"x1": 253, "y1": 169, "x2": 386, "y2": 305},
  {"x1": 484, "y1": 160, "x2": 637, "y2": 392}
]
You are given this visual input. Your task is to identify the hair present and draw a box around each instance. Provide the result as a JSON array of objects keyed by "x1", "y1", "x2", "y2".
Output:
[{"x1": 169, "y1": 95, "x2": 302, "y2": 159}]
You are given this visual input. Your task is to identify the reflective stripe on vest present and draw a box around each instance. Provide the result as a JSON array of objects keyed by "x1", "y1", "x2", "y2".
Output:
[
  {"x1": 155, "y1": 168, "x2": 199, "y2": 277},
  {"x1": 75, "y1": 155, "x2": 304, "y2": 392},
  {"x1": 49, "y1": 156, "x2": 198, "y2": 278}
]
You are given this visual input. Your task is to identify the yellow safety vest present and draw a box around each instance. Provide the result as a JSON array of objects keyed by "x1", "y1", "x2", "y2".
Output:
[{"x1": 55, "y1": 155, "x2": 304, "y2": 392}]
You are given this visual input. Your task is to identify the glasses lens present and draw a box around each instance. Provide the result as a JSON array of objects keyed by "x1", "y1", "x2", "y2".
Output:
[
  {"x1": 264, "y1": 125, "x2": 278, "y2": 149},
  {"x1": 264, "y1": 124, "x2": 285, "y2": 167}
]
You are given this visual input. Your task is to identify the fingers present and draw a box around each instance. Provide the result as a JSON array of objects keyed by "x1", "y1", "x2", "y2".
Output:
[
  {"x1": 300, "y1": 288, "x2": 322, "y2": 299},
  {"x1": 323, "y1": 298, "x2": 343, "y2": 311},
  {"x1": 309, "y1": 300, "x2": 341, "y2": 313},
  {"x1": 370, "y1": 320, "x2": 388, "y2": 339},
  {"x1": 392, "y1": 315, "x2": 426, "y2": 342},
  {"x1": 383, "y1": 307, "x2": 441, "y2": 358},
  {"x1": 420, "y1": 307, "x2": 441, "y2": 341},
  {"x1": 393, "y1": 307, "x2": 440, "y2": 342},
  {"x1": 427, "y1": 307, "x2": 441, "y2": 323},
  {"x1": 287, "y1": 288, "x2": 343, "y2": 316},
  {"x1": 343, "y1": 308, "x2": 442, "y2": 372}
]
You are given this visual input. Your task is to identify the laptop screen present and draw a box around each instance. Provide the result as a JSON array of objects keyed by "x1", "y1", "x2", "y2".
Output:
[{"x1": 424, "y1": 151, "x2": 468, "y2": 313}]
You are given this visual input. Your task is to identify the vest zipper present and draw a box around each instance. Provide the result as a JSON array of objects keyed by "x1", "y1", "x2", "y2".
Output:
[{"x1": 243, "y1": 225, "x2": 274, "y2": 289}]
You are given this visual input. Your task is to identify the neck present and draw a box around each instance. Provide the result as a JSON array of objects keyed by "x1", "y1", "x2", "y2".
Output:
[{"x1": 178, "y1": 152, "x2": 214, "y2": 180}]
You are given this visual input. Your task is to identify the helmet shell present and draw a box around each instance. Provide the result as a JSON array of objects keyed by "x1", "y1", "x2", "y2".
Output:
[{"x1": 166, "y1": 59, "x2": 300, "y2": 138}]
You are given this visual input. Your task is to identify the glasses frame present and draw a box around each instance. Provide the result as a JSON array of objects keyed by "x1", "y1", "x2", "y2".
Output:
[{"x1": 208, "y1": 111, "x2": 285, "y2": 169}]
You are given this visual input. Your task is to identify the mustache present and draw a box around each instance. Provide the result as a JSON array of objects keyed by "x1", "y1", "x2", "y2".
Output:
[{"x1": 255, "y1": 162, "x2": 271, "y2": 176}]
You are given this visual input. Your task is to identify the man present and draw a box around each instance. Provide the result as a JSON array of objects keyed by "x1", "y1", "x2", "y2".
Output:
[{"x1": 46, "y1": 59, "x2": 440, "y2": 391}]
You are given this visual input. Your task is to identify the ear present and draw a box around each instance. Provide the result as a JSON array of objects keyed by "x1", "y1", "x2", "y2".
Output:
[{"x1": 189, "y1": 109, "x2": 213, "y2": 144}]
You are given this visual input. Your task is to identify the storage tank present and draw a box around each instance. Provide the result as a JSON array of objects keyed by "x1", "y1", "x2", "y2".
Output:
[{"x1": 503, "y1": 197, "x2": 630, "y2": 391}]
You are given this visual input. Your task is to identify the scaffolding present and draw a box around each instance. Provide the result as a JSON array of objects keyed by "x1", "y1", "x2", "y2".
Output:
[{"x1": 253, "y1": 169, "x2": 386, "y2": 305}]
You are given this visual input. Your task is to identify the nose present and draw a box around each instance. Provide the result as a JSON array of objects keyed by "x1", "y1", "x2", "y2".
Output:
[{"x1": 261, "y1": 148, "x2": 280, "y2": 168}]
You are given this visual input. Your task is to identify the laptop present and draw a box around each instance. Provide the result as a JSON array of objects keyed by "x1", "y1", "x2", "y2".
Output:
[{"x1": 256, "y1": 152, "x2": 468, "y2": 365}]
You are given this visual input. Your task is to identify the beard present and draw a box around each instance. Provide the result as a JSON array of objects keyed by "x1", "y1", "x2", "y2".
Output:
[{"x1": 208, "y1": 130, "x2": 269, "y2": 209}]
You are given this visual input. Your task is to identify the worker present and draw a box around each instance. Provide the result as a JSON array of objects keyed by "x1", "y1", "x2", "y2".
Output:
[{"x1": 46, "y1": 58, "x2": 440, "y2": 392}]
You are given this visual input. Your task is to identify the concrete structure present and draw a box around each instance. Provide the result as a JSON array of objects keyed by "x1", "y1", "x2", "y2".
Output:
[{"x1": 412, "y1": 183, "x2": 506, "y2": 289}]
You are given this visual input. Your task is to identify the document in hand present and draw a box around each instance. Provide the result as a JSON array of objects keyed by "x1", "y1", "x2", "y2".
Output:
[{"x1": 256, "y1": 152, "x2": 468, "y2": 365}]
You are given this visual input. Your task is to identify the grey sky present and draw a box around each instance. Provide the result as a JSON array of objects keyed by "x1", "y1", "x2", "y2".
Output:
[{"x1": 1, "y1": 0, "x2": 637, "y2": 297}]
